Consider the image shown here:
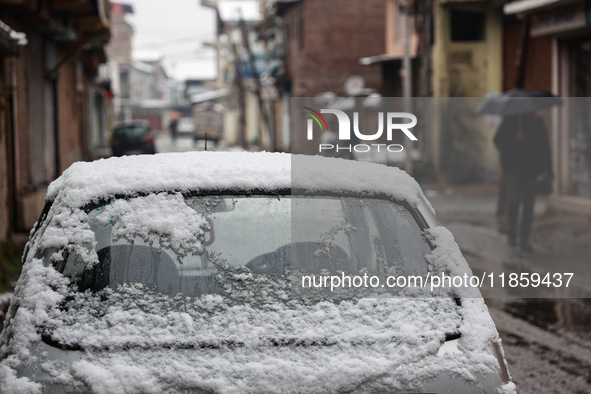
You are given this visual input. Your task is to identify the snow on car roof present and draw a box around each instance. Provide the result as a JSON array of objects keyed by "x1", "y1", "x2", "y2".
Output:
[{"x1": 46, "y1": 152, "x2": 433, "y2": 212}]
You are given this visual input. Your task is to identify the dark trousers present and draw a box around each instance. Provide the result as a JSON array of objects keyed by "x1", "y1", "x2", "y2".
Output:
[{"x1": 505, "y1": 174, "x2": 536, "y2": 246}]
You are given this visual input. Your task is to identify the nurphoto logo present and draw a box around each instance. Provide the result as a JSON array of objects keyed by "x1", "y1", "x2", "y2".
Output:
[{"x1": 302, "y1": 107, "x2": 418, "y2": 153}]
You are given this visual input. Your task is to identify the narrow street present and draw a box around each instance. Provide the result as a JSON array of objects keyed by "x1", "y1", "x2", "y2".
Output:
[
  {"x1": 2, "y1": 0, "x2": 591, "y2": 392},
  {"x1": 153, "y1": 131, "x2": 243, "y2": 154},
  {"x1": 428, "y1": 185, "x2": 591, "y2": 393},
  {"x1": 154, "y1": 132, "x2": 202, "y2": 153}
]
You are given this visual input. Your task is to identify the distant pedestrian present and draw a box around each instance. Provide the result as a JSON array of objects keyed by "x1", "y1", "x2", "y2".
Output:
[
  {"x1": 169, "y1": 118, "x2": 178, "y2": 141},
  {"x1": 494, "y1": 113, "x2": 552, "y2": 252}
]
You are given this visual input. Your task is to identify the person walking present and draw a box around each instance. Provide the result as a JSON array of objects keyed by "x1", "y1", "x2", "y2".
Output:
[
  {"x1": 169, "y1": 117, "x2": 178, "y2": 142},
  {"x1": 494, "y1": 112, "x2": 553, "y2": 252}
]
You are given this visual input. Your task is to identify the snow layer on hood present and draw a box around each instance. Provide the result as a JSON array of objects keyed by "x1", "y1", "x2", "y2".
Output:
[{"x1": 45, "y1": 152, "x2": 435, "y2": 215}]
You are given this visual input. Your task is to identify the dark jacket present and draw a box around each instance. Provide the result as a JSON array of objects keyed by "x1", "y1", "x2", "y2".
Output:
[{"x1": 494, "y1": 114, "x2": 552, "y2": 177}]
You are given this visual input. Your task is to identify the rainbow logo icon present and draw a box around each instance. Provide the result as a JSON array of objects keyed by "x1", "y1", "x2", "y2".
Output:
[{"x1": 302, "y1": 107, "x2": 328, "y2": 134}]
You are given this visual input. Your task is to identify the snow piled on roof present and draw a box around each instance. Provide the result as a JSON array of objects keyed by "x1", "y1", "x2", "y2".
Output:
[{"x1": 46, "y1": 152, "x2": 434, "y2": 215}]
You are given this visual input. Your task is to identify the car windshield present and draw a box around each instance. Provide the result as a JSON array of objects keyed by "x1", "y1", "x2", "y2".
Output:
[{"x1": 61, "y1": 193, "x2": 432, "y2": 298}]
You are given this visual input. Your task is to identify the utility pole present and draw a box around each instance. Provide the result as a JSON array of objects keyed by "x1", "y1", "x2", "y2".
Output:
[
  {"x1": 239, "y1": 17, "x2": 274, "y2": 151},
  {"x1": 233, "y1": 42, "x2": 247, "y2": 149},
  {"x1": 402, "y1": 0, "x2": 413, "y2": 174}
]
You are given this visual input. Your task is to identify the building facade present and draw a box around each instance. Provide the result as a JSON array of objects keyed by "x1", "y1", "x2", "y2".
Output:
[
  {"x1": 278, "y1": 0, "x2": 385, "y2": 97},
  {"x1": 0, "y1": 0, "x2": 111, "y2": 239},
  {"x1": 362, "y1": 0, "x2": 505, "y2": 182}
]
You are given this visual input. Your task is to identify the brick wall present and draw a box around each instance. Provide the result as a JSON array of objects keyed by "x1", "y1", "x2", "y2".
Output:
[
  {"x1": 0, "y1": 1, "x2": 110, "y2": 235},
  {"x1": 283, "y1": 0, "x2": 385, "y2": 96}
]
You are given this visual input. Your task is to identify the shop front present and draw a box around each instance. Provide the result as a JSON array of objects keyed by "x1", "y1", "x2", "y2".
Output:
[{"x1": 505, "y1": 0, "x2": 591, "y2": 213}]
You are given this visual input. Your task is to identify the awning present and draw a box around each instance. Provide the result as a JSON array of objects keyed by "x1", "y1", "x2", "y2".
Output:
[
  {"x1": 359, "y1": 53, "x2": 416, "y2": 66},
  {"x1": 190, "y1": 89, "x2": 229, "y2": 105},
  {"x1": 503, "y1": 0, "x2": 581, "y2": 15},
  {"x1": 504, "y1": 0, "x2": 590, "y2": 37}
]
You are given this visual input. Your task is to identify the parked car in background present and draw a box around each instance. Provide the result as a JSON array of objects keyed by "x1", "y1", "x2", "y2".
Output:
[
  {"x1": 0, "y1": 152, "x2": 514, "y2": 393},
  {"x1": 176, "y1": 117, "x2": 196, "y2": 137},
  {"x1": 110, "y1": 120, "x2": 156, "y2": 157}
]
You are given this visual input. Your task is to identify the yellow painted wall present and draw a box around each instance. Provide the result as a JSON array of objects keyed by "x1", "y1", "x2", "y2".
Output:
[
  {"x1": 431, "y1": 1, "x2": 503, "y2": 182},
  {"x1": 433, "y1": 2, "x2": 502, "y2": 97}
]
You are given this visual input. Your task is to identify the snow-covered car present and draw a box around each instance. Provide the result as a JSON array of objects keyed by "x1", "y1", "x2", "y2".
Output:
[{"x1": 0, "y1": 152, "x2": 514, "y2": 393}]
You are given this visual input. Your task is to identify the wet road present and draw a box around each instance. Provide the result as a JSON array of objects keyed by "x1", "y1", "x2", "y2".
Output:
[
  {"x1": 471, "y1": 249, "x2": 591, "y2": 393},
  {"x1": 429, "y1": 188, "x2": 591, "y2": 393}
]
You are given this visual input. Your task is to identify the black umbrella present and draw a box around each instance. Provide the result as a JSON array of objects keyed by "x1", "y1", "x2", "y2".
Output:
[{"x1": 476, "y1": 89, "x2": 563, "y2": 116}]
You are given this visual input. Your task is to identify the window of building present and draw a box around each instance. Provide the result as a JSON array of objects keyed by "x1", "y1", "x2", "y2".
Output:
[{"x1": 450, "y1": 10, "x2": 485, "y2": 41}]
